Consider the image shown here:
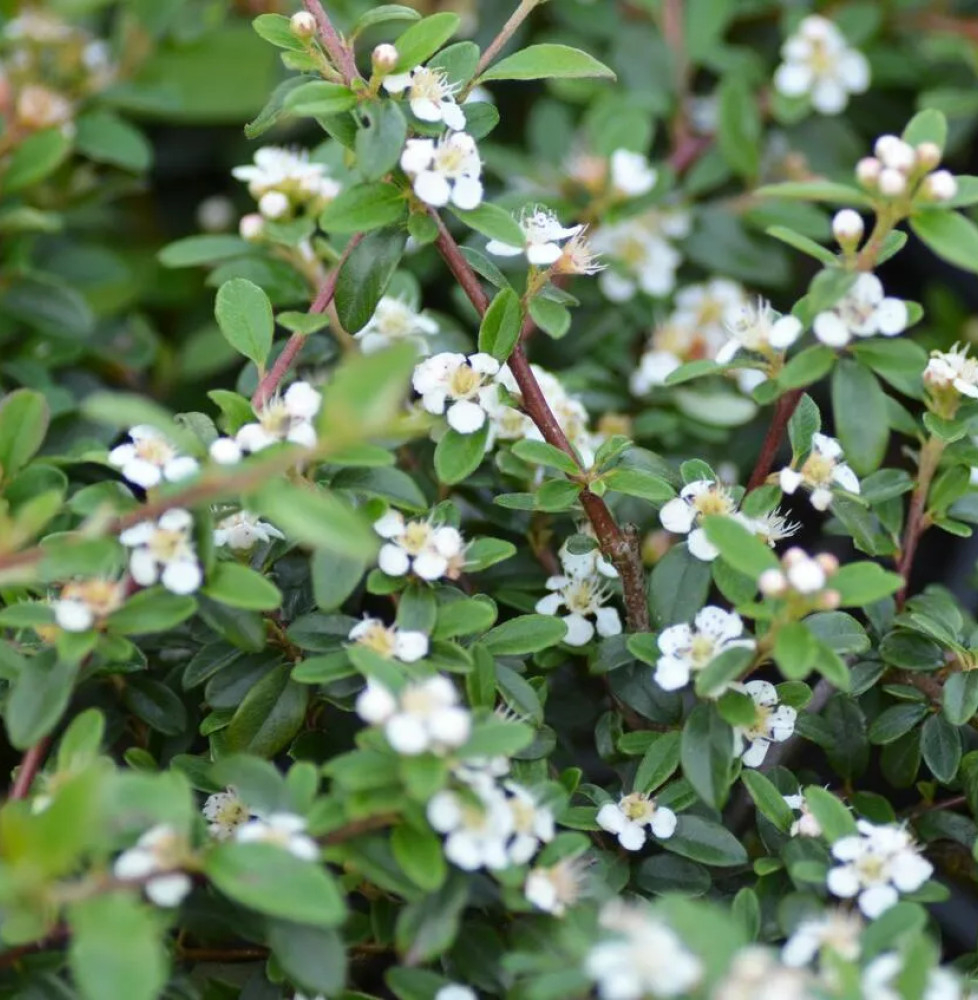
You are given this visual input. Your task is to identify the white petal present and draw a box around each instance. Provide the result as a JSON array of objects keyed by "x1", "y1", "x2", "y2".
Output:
[
  {"x1": 385, "y1": 714, "x2": 430, "y2": 755},
  {"x1": 54, "y1": 600, "x2": 94, "y2": 632},
  {"x1": 427, "y1": 706, "x2": 471, "y2": 747},
  {"x1": 838, "y1": 50, "x2": 870, "y2": 92},
  {"x1": 146, "y1": 873, "x2": 192, "y2": 907},
  {"x1": 427, "y1": 791, "x2": 461, "y2": 832},
  {"x1": 780, "y1": 468, "x2": 803, "y2": 494},
  {"x1": 412, "y1": 551, "x2": 449, "y2": 581},
  {"x1": 161, "y1": 560, "x2": 202, "y2": 595},
  {"x1": 394, "y1": 631, "x2": 429, "y2": 663},
  {"x1": 659, "y1": 498, "x2": 695, "y2": 534},
  {"x1": 562, "y1": 614, "x2": 594, "y2": 646},
  {"x1": 658, "y1": 624, "x2": 692, "y2": 656},
  {"x1": 485, "y1": 240, "x2": 523, "y2": 257},
  {"x1": 526, "y1": 242, "x2": 563, "y2": 266},
  {"x1": 875, "y1": 298, "x2": 908, "y2": 336},
  {"x1": 687, "y1": 528, "x2": 719, "y2": 562},
  {"x1": 122, "y1": 459, "x2": 162, "y2": 489},
  {"x1": 826, "y1": 864, "x2": 861, "y2": 898},
  {"x1": 811, "y1": 77, "x2": 848, "y2": 115},
  {"x1": 414, "y1": 171, "x2": 451, "y2": 207},
  {"x1": 740, "y1": 739, "x2": 770, "y2": 768},
  {"x1": 536, "y1": 593, "x2": 564, "y2": 616},
  {"x1": 596, "y1": 803, "x2": 625, "y2": 834},
  {"x1": 356, "y1": 681, "x2": 397, "y2": 724},
  {"x1": 129, "y1": 549, "x2": 159, "y2": 586},
  {"x1": 654, "y1": 658, "x2": 690, "y2": 692},
  {"x1": 650, "y1": 807, "x2": 677, "y2": 839},
  {"x1": 446, "y1": 400, "x2": 486, "y2": 434},
  {"x1": 891, "y1": 852, "x2": 933, "y2": 892},
  {"x1": 450, "y1": 176, "x2": 484, "y2": 210},
  {"x1": 595, "y1": 606, "x2": 622, "y2": 638},
  {"x1": 769, "y1": 315, "x2": 803, "y2": 349},
  {"x1": 859, "y1": 884, "x2": 899, "y2": 918},
  {"x1": 813, "y1": 311, "x2": 851, "y2": 348},
  {"x1": 774, "y1": 61, "x2": 814, "y2": 98},
  {"x1": 617, "y1": 823, "x2": 646, "y2": 851}
]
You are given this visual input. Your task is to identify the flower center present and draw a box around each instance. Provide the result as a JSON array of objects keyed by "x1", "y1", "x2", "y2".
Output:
[
  {"x1": 259, "y1": 399, "x2": 293, "y2": 436},
  {"x1": 134, "y1": 438, "x2": 175, "y2": 465},
  {"x1": 510, "y1": 797, "x2": 536, "y2": 833},
  {"x1": 214, "y1": 798, "x2": 249, "y2": 828},
  {"x1": 448, "y1": 364, "x2": 482, "y2": 398},
  {"x1": 434, "y1": 143, "x2": 468, "y2": 176},
  {"x1": 693, "y1": 489, "x2": 733, "y2": 518},
  {"x1": 689, "y1": 634, "x2": 717, "y2": 666},
  {"x1": 400, "y1": 686, "x2": 438, "y2": 716},
  {"x1": 855, "y1": 854, "x2": 888, "y2": 884},
  {"x1": 621, "y1": 793, "x2": 654, "y2": 822},
  {"x1": 63, "y1": 579, "x2": 124, "y2": 616},
  {"x1": 401, "y1": 522, "x2": 433, "y2": 554},
  {"x1": 410, "y1": 67, "x2": 451, "y2": 102},
  {"x1": 619, "y1": 235, "x2": 648, "y2": 267},
  {"x1": 743, "y1": 703, "x2": 773, "y2": 741},
  {"x1": 356, "y1": 622, "x2": 397, "y2": 658},
  {"x1": 564, "y1": 580, "x2": 597, "y2": 614},
  {"x1": 148, "y1": 529, "x2": 190, "y2": 562},
  {"x1": 802, "y1": 453, "x2": 834, "y2": 485}
]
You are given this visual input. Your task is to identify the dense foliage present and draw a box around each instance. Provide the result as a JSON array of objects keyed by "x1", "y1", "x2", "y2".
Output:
[{"x1": 6, "y1": 1, "x2": 978, "y2": 998}]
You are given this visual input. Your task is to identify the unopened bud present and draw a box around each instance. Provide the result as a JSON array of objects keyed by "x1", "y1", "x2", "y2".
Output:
[
  {"x1": 915, "y1": 141, "x2": 942, "y2": 171},
  {"x1": 759, "y1": 569, "x2": 788, "y2": 597},
  {"x1": 855, "y1": 156, "x2": 881, "y2": 188},
  {"x1": 832, "y1": 209, "x2": 864, "y2": 247},
  {"x1": 922, "y1": 169, "x2": 958, "y2": 202},
  {"x1": 258, "y1": 190, "x2": 289, "y2": 219},
  {"x1": 290, "y1": 11, "x2": 317, "y2": 38},
  {"x1": 239, "y1": 213, "x2": 264, "y2": 241},
  {"x1": 372, "y1": 43, "x2": 399, "y2": 74},
  {"x1": 874, "y1": 135, "x2": 915, "y2": 172},
  {"x1": 819, "y1": 589, "x2": 841, "y2": 610},
  {"x1": 815, "y1": 553, "x2": 839, "y2": 575},
  {"x1": 878, "y1": 168, "x2": 907, "y2": 197}
]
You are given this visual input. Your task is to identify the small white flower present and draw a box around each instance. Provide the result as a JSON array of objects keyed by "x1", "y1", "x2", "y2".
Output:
[
  {"x1": 52, "y1": 578, "x2": 126, "y2": 632},
  {"x1": 232, "y1": 146, "x2": 340, "y2": 208},
  {"x1": 673, "y1": 279, "x2": 748, "y2": 340},
  {"x1": 655, "y1": 606, "x2": 754, "y2": 692},
  {"x1": 557, "y1": 532, "x2": 618, "y2": 581},
  {"x1": 609, "y1": 148, "x2": 657, "y2": 198},
  {"x1": 427, "y1": 783, "x2": 514, "y2": 870},
  {"x1": 119, "y1": 508, "x2": 202, "y2": 595},
  {"x1": 113, "y1": 825, "x2": 192, "y2": 908},
  {"x1": 659, "y1": 479, "x2": 738, "y2": 561},
  {"x1": 400, "y1": 132, "x2": 483, "y2": 210},
  {"x1": 733, "y1": 680, "x2": 796, "y2": 768},
  {"x1": 202, "y1": 788, "x2": 251, "y2": 840},
  {"x1": 925, "y1": 343, "x2": 978, "y2": 400},
  {"x1": 413, "y1": 351, "x2": 500, "y2": 434},
  {"x1": 714, "y1": 947, "x2": 814, "y2": 1000},
  {"x1": 862, "y1": 953, "x2": 963, "y2": 1000},
  {"x1": 826, "y1": 820, "x2": 933, "y2": 917},
  {"x1": 231, "y1": 380, "x2": 322, "y2": 454},
  {"x1": 552, "y1": 228, "x2": 605, "y2": 277},
  {"x1": 782, "y1": 794, "x2": 823, "y2": 838},
  {"x1": 108, "y1": 425, "x2": 199, "y2": 489},
  {"x1": 213, "y1": 510, "x2": 284, "y2": 550},
  {"x1": 773, "y1": 14, "x2": 870, "y2": 115},
  {"x1": 235, "y1": 813, "x2": 318, "y2": 861},
  {"x1": 373, "y1": 510, "x2": 467, "y2": 581},
  {"x1": 486, "y1": 206, "x2": 583, "y2": 266},
  {"x1": 739, "y1": 509, "x2": 801, "y2": 549},
  {"x1": 781, "y1": 909, "x2": 862, "y2": 967},
  {"x1": 596, "y1": 792, "x2": 676, "y2": 850},
  {"x1": 348, "y1": 617, "x2": 428, "y2": 663},
  {"x1": 779, "y1": 432, "x2": 860, "y2": 511},
  {"x1": 383, "y1": 64, "x2": 465, "y2": 130},
  {"x1": 197, "y1": 195, "x2": 235, "y2": 233},
  {"x1": 435, "y1": 986, "x2": 476, "y2": 1000},
  {"x1": 525, "y1": 857, "x2": 586, "y2": 916},
  {"x1": 592, "y1": 219, "x2": 682, "y2": 302},
  {"x1": 504, "y1": 781, "x2": 555, "y2": 864},
  {"x1": 355, "y1": 296, "x2": 438, "y2": 355},
  {"x1": 813, "y1": 274, "x2": 909, "y2": 348},
  {"x1": 585, "y1": 900, "x2": 702, "y2": 1000},
  {"x1": 715, "y1": 298, "x2": 803, "y2": 365},
  {"x1": 535, "y1": 575, "x2": 622, "y2": 646},
  {"x1": 357, "y1": 675, "x2": 471, "y2": 756}
]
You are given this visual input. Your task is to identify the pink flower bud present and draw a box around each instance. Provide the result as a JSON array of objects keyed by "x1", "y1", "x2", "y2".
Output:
[
  {"x1": 878, "y1": 168, "x2": 907, "y2": 197},
  {"x1": 832, "y1": 209, "x2": 864, "y2": 246},
  {"x1": 922, "y1": 170, "x2": 957, "y2": 202},
  {"x1": 239, "y1": 213, "x2": 264, "y2": 241},
  {"x1": 290, "y1": 12, "x2": 317, "y2": 38},
  {"x1": 855, "y1": 157, "x2": 881, "y2": 188},
  {"x1": 759, "y1": 569, "x2": 788, "y2": 597},
  {"x1": 372, "y1": 43, "x2": 399, "y2": 73},
  {"x1": 915, "y1": 142, "x2": 942, "y2": 170}
]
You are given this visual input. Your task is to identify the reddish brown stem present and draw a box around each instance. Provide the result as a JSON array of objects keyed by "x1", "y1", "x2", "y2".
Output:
[
  {"x1": 895, "y1": 437, "x2": 945, "y2": 609},
  {"x1": 746, "y1": 388, "x2": 803, "y2": 492},
  {"x1": 9, "y1": 736, "x2": 50, "y2": 800},
  {"x1": 303, "y1": 0, "x2": 361, "y2": 85},
  {"x1": 251, "y1": 233, "x2": 363, "y2": 409},
  {"x1": 432, "y1": 214, "x2": 650, "y2": 632}
]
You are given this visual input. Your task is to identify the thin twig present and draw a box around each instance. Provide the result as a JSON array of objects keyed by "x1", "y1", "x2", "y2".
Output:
[
  {"x1": 746, "y1": 388, "x2": 803, "y2": 492},
  {"x1": 9, "y1": 736, "x2": 51, "y2": 800},
  {"x1": 322, "y1": 812, "x2": 399, "y2": 844},
  {"x1": 252, "y1": 233, "x2": 364, "y2": 409},
  {"x1": 302, "y1": 0, "x2": 361, "y2": 85},
  {"x1": 895, "y1": 436, "x2": 945, "y2": 609},
  {"x1": 432, "y1": 213, "x2": 650, "y2": 631},
  {"x1": 470, "y1": 0, "x2": 539, "y2": 88}
]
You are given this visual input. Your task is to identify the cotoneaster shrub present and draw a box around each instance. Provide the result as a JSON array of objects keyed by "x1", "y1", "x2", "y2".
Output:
[{"x1": 4, "y1": 1, "x2": 978, "y2": 999}]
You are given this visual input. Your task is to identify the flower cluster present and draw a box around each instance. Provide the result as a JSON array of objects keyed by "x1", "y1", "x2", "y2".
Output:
[
  {"x1": 857, "y1": 133, "x2": 959, "y2": 202},
  {"x1": 596, "y1": 792, "x2": 677, "y2": 850},
  {"x1": 780, "y1": 433, "x2": 860, "y2": 511},
  {"x1": 715, "y1": 297, "x2": 803, "y2": 368},
  {"x1": 654, "y1": 606, "x2": 754, "y2": 692},
  {"x1": 52, "y1": 578, "x2": 126, "y2": 632},
  {"x1": 355, "y1": 296, "x2": 439, "y2": 355},
  {"x1": 348, "y1": 617, "x2": 429, "y2": 663},
  {"x1": 201, "y1": 789, "x2": 318, "y2": 860},
  {"x1": 373, "y1": 510, "x2": 467, "y2": 581},
  {"x1": 924, "y1": 343, "x2": 978, "y2": 406},
  {"x1": 486, "y1": 206, "x2": 583, "y2": 266},
  {"x1": 383, "y1": 63, "x2": 466, "y2": 131},
  {"x1": 212, "y1": 509, "x2": 284, "y2": 550},
  {"x1": 659, "y1": 479, "x2": 738, "y2": 561},
  {"x1": 108, "y1": 425, "x2": 199, "y2": 490},
  {"x1": 413, "y1": 351, "x2": 501, "y2": 434},
  {"x1": 401, "y1": 131, "x2": 483, "y2": 209},
  {"x1": 565, "y1": 147, "x2": 658, "y2": 200},
  {"x1": 233, "y1": 146, "x2": 341, "y2": 223},
  {"x1": 119, "y1": 508, "x2": 202, "y2": 595},
  {"x1": 733, "y1": 680, "x2": 797, "y2": 767},
  {"x1": 356, "y1": 675, "x2": 471, "y2": 755},
  {"x1": 210, "y1": 381, "x2": 322, "y2": 463},
  {"x1": 113, "y1": 825, "x2": 192, "y2": 908},
  {"x1": 813, "y1": 272, "x2": 909, "y2": 348},
  {"x1": 759, "y1": 548, "x2": 841, "y2": 604}
]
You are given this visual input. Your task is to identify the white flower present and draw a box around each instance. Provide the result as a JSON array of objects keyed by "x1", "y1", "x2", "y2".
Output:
[
  {"x1": 229, "y1": 380, "x2": 322, "y2": 455},
  {"x1": 235, "y1": 812, "x2": 319, "y2": 861},
  {"x1": 826, "y1": 820, "x2": 933, "y2": 918},
  {"x1": 413, "y1": 351, "x2": 500, "y2": 433},
  {"x1": 108, "y1": 425, "x2": 199, "y2": 489},
  {"x1": 535, "y1": 574, "x2": 622, "y2": 646},
  {"x1": 357, "y1": 675, "x2": 471, "y2": 756},
  {"x1": 119, "y1": 508, "x2": 202, "y2": 595},
  {"x1": 383, "y1": 64, "x2": 465, "y2": 130},
  {"x1": 655, "y1": 606, "x2": 755, "y2": 692},
  {"x1": 659, "y1": 479, "x2": 738, "y2": 561},
  {"x1": 400, "y1": 132, "x2": 483, "y2": 209},
  {"x1": 52, "y1": 578, "x2": 126, "y2": 632},
  {"x1": 355, "y1": 296, "x2": 438, "y2": 355},
  {"x1": 813, "y1": 274, "x2": 909, "y2": 348},
  {"x1": 610, "y1": 149, "x2": 657, "y2": 198},
  {"x1": 435, "y1": 986, "x2": 476, "y2": 1000},
  {"x1": 782, "y1": 794, "x2": 823, "y2": 838},
  {"x1": 773, "y1": 14, "x2": 870, "y2": 115},
  {"x1": 553, "y1": 228, "x2": 605, "y2": 277},
  {"x1": 202, "y1": 789, "x2": 251, "y2": 840},
  {"x1": 779, "y1": 432, "x2": 860, "y2": 511},
  {"x1": 733, "y1": 680, "x2": 797, "y2": 767},
  {"x1": 232, "y1": 146, "x2": 340, "y2": 208},
  {"x1": 924, "y1": 344, "x2": 978, "y2": 400},
  {"x1": 373, "y1": 510, "x2": 467, "y2": 581},
  {"x1": 862, "y1": 953, "x2": 964, "y2": 1000},
  {"x1": 592, "y1": 219, "x2": 682, "y2": 302},
  {"x1": 427, "y1": 782, "x2": 514, "y2": 870},
  {"x1": 585, "y1": 900, "x2": 702, "y2": 1000},
  {"x1": 715, "y1": 298, "x2": 803, "y2": 365},
  {"x1": 113, "y1": 825, "x2": 192, "y2": 908},
  {"x1": 714, "y1": 947, "x2": 815, "y2": 1000},
  {"x1": 557, "y1": 532, "x2": 617, "y2": 581},
  {"x1": 486, "y1": 206, "x2": 583, "y2": 266},
  {"x1": 781, "y1": 909, "x2": 862, "y2": 967},
  {"x1": 213, "y1": 510, "x2": 284, "y2": 550},
  {"x1": 525, "y1": 857, "x2": 586, "y2": 916},
  {"x1": 596, "y1": 792, "x2": 676, "y2": 850},
  {"x1": 739, "y1": 509, "x2": 801, "y2": 549},
  {"x1": 504, "y1": 781, "x2": 555, "y2": 864},
  {"x1": 673, "y1": 279, "x2": 748, "y2": 340},
  {"x1": 348, "y1": 617, "x2": 428, "y2": 663}
]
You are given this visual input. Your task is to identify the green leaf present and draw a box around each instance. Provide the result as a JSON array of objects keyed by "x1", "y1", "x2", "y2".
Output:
[
  {"x1": 319, "y1": 181, "x2": 407, "y2": 233},
  {"x1": 831, "y1": 563, "x2": 903, "y2": 606},
  {"x1": 803, "y1": 786, "x2": 857, "y2": 840},
  {"x1": 394, "y1": 12, "x2": 461, "y2": 70},
  {"x1": 0, "y1": 273, "x2": 93, "y2": 340},
  {"x1": 741, "y1": 770, "x2": 793, "y2": 832},
  {"x1": 459, "y1": 718, "x2": 534, "y2": 758},
  {"x1": 69, "y1": 894, "x2": 167, "y2": 1000},
  {"x1": 695, "y1": 646, "x2": 755, "y2": 698},
  {"x1": 702, "y1": 515, "x2": 778, "y2": 579},
  {"x1": 158, "y1": 234, "x2": 250, "y2": 268},
  {"x1": 284, "y1": 80, "x2": 358, "y2": 117},
  {"x1": 451, "y1": 202, "x2": 526, "y2": 248},
  {"x1": 252, "y1": 12, "x2": 307, "y2": 49},
  {"x1": 106, "y1": 589, "x2": 197, "y2": 635},
  {"x1": 0, "y1": 389, "x2": 48, "y2": 481},
  {"x1": 203, "y1": 562, "x2": 283, "y2": 611},
  {"x1": 392, "y1": 823, "x2": 447, "y2": 892},
  {"x1": 788, "y1": 393, "x2": 821, "y2": 457},
  {"x1": 353, "y1": 4, "x2": 421, "y2": 36},
  {"x1": 246, "y1": 76, "x2": 308, "y2": 139},
  {"x1": 528, "y1": 296, "x2": 571, "y2": 339},
  {"x1": 774, "y1": 345, "x2": 836, "y2": 392},
  {"x1": 335, "y1": 229, "x2": 407, "y2": 333},
  {"x1": 3, "y1": 128, "x2": 71, "y2": 193},
  {"x1": 312, "y1": 551, "x2": 367, "y2": 611},
  {"x1": 649, "y1": 544, "x2": 712, "y2": 627},
  {"x1": 478, "y1": 287, "x2": 523, "y2": 360},
  {"x1": 766, "y1": 225, "x2": 837, "y2": 265},
  {"x1": 5, "y1": 651, "x2": 77, "y2": 750},
  {"x1": 480, "y1": 44, "x2": 615, "y2": 83},
  {"x1": 434, "y1": 423, "x2": 490, "y2": 484},
  {"x1": 602, "y1": 468, "x2": 675, "y2": 503},
  {"x1": 433, "y1": 596, "x2": 497, "y2": 639},
  {"x1": 251, "y1": 481, "x2": 378, "y2": 560},
  {"x1": 942, "y1": 672, "x2": 978, "y2": 727},
  {"x1": 869, "y1": 703, "x2": 929, "y2": 745},
  {"x1": 910, "y1": 210, "x2": 978, "y2": 274},
  {"x1": 664, "y1": 814, "x2": 747, "y2": 866},
  {"x1": 773, "y1": 622, "x2": 819, "y2": 681},
  {"x1": 215, "y1": 278, "x2": 275, "y2": 369},
  {"x1": 902, "y1": 109, "x2": 947, "y2": 152},
  {"x1": 394, "y1": 873, "x2": 468, "y2": 963},
  {"x1": 831, "y1": 361, "x2": 889, "y2": 475},
  {"x1": 206, "y1": 842, "x2": 345, "y2": 927},
  {"x1": 635, "y1": 732, "x2": 681, "y2": 793},
  {"x1": 754, "y1": 180, "x2": 869, "y2": 205},
  {"x1": 921, "y1": 713, "x2": 961, "y2": 784},
  {"x1": 681, "y1": 704, "x2": 734, "y2": 810},
  {"x1": 226, "y1": 664, "x2": 308, "y2": 757},
  {"x1": 75, "y1": 110, "x2": 151, "y2": 172},
  {"x1": 483, "y1": 614, "x2": 567, "y2": 654},
  {"x1": 511, "y1": 439, "x2": 579, "y2": 476},
  {"x1": 355, "y1": 101, "x2": 409, "y2": 181},
  {"x1": 717, "y1": 78, "x2": 761, "y2": 179},
  {"x1": 267, "y1": 922, "x2": 347, "y2": 997}
]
